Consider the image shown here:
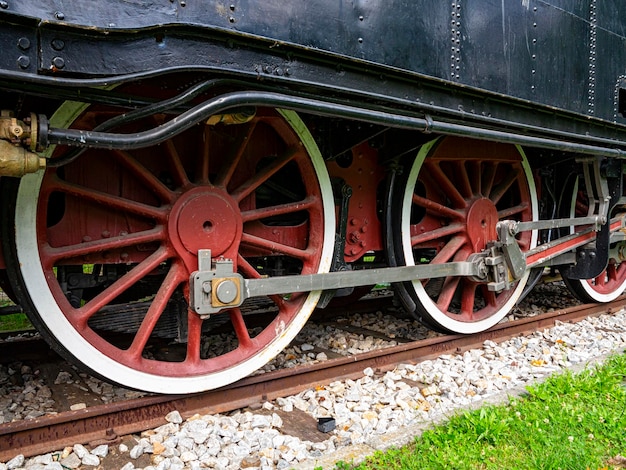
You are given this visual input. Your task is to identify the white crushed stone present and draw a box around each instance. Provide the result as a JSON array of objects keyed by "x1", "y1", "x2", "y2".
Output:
[{"x1": 3, "y1": 304, "x2": 625, "y2": 470}]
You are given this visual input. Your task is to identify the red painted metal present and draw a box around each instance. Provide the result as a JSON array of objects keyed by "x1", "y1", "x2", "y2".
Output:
[
  {"x1": 327, "y1": 141, "x2": 385, "y2": 262},
  {"x1": 407, "y1": 138, "x2": 534, "y2": 321},
  {"x1": 30, "y1": 108, "x2": 328, "y2": 379}
]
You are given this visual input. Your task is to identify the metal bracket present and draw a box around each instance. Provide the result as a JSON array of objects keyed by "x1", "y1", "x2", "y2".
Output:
[
  {"x1": 317, "y1": 181, "x2": 353, "y2": 308},
  {"x1": 494, "y1": 221, "x2": 526, "y2": 281},
  {"x1": 190, "y1": 250, "x2": 244, "y2": 317},
  {"x1": 559, "y1": 157, "x2": 617, "y2": 279}
]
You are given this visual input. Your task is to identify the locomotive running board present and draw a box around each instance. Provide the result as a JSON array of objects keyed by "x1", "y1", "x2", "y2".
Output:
[{"x1": 190, "y1": 215, "x2": 626, "y2": 315}]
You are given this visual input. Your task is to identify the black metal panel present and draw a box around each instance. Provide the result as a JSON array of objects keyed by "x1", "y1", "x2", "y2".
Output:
[
  {"x1": 2, "y1": 0, "x2": 626, "y2": 136},
  {"x1": 461, "y1": 0, "x2": 591, "y2": 114},
  {"x1": 595, "y1": 1, "x2": 626, "y2": 125},
  {"x1": 0, "y1": 21, "x2": 37, "y2": 73},
  {"x1": 460, "y1": 0, "x2": 536, "y2": 96}
]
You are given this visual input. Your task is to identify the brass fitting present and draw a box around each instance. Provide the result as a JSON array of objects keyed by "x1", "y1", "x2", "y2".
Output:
[
  {"x1": 206, "y1": 107, "x2": 256, "y2": 126},
  {"x1": 0, "y1": 109, "x2": 37, "y2": 150},
  {"x1": 0, "y1": 139, "x2": 45, "y2": 176}
]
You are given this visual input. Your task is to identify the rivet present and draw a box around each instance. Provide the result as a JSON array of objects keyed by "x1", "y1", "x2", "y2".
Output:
[
  {"x1": 54, "y1": 11, "x2": 65, "y2": 20},
  {"x1": 17, "y1": 37, "x2": 30, "y2": 50},
  {"x1": 16, "y1": 55, "x2": 30, "y2": 69},
  {"x1": 51, "y1": 56, "x2": 65, "y2": 69},
  {"x1": 229, "y1": 4, "x2": 235, "y2": 10},
  {"x1": 51, "y1": 38, "x2": 65, "y2": 51},
  {"x1": 358, "y1": 37, "x2": 363, "y2": 43},
  {"x1": 0, "y1": 1, "x2": 8, "y2": 9}
]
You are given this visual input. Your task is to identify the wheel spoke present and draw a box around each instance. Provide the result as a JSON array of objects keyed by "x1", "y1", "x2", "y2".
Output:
[
  {"x1": 74, "y1": 246, "x2": 172, "y2": 324},
  {"x1": 164, "y1": 139, "x2": 191, "y2": 189},
  {"x1": 47, "y1": 176, "x2": 166, "y2": 221},
  {"x1": 230, "y1": 147, "x2": 298, "y2": 203},
  {"x1": 454, "y1": 161, "x2": 473, "y2": 199},
  {"x1": 241, "y1": 232, "x2": 313, "y2": 261},
  {"x1": 112, "y1": 150, "x2": 175, "y2": 204},
  {"x1": 498, "y1": 203, "x2": 529, "y2": 220},
  {"x1": 411, "y1": 223, "x2": 465, "y2": 248},
  {"x1": 241, "y1": 197, "x2": 317, "y2": 223},
  {"x1": 468, "y1": 160, "x2": 481, "y2": 195},
  {"x1": 459, "y1": 281, "x2": 476, "y2": 317},
  {"x1": 435, "y1": 276, "x2": 460, "y2": 312},
  {"x1": 43, "y1": 227, "x2": 164, "y2": 265},
  {"x1": 481, "y1": 162, "x2": 497, "y2": 197},
  {"x1": 429, "y1": 234, "x2": 467, "y2": 264},
  {"x1": 215, "y1": 122, "x2": 257, "y2": 188},
  {"x1": 482, "y1": 285, "x2": 497, "y2": 307},
  {"x1": 424, "y1": 161, "x2": 467, "y2": 209},
  {"x1": 197, "y1": 125, "x2": 211, "y2": 185},
  {"x1": 126, "y1": 261, "x2": 187, "y2": 359},
  {"x1": 185, "y1": 313, "x2": 203, "y2": 365},
  {"x1": 594, "y1": 272, "x2": 605, "y2": 287},
  {"x1": 230, "y1": 308, "x2": 253, "y2": 349},
  {"x1": 237, "y1": 254, "x2": 284, "y2": 306},
  {"x1": 489, "y1": 168, "x2": 520, "y2": 205},
  {"x1": 412, "y1": 194, "x2": 465, "y2": 220}
]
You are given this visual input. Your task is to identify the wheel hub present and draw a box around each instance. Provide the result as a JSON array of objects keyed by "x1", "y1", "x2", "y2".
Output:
[
  {"x1": 466, "y1": 197, "x2": 498, "y2": 252},
  {"x1": 170, "y1": 187, "x2": 242, "y2": 259}
]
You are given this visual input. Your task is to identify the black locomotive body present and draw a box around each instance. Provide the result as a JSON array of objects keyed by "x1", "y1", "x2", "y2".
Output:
[{"x1": 0, "y1": 1, "x2": 624, "y2": 393}]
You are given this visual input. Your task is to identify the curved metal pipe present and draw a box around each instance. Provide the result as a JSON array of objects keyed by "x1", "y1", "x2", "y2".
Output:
[
  {"x1": 3, "y1": 64, "x2": 626, "y2": 151},
  {"x1": 45, "y1": 90, "x2": 626, "y2": 158},
  {"x1": 49, "y1": 78, "x2": 226, "y2": 167}
]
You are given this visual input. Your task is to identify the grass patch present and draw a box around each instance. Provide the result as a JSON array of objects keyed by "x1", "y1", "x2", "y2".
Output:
[
  {"x1": 0, "y1": 313, "x2": 33, "y2": 332},
  {"x1": 337, "y1": 352, "x2": 626, "y2": 469}
]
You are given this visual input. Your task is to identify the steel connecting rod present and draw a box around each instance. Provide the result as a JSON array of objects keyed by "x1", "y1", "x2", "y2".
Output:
[{"x1": 190, "y1": 212, "x2": 626, "y2": 315}]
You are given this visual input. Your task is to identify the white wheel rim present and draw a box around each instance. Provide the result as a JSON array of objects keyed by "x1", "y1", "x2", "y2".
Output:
[
  {"x1": 400, "y1": 138, "x2": 538, "y2": 334},
  {"x1": 14, "y1": 105, "x2": 335, "y2": 393}
]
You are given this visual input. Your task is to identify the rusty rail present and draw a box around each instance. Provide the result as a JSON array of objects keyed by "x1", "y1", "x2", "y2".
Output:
[{"x1": 1, "y1": 297, "x2": 624, "y2": 461}]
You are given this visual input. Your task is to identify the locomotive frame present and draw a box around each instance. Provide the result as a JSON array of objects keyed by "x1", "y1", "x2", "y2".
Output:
[{"x1": 0, "y1": 1, "x2": 626, "y2": 393}]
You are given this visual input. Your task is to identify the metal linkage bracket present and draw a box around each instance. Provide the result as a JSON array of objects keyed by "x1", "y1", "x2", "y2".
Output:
[
  {"x1": 559, "y1": 156, "x2": 617, "y2": 279},
  {"x1": 317, "y1": 181, "x2": 353, "y2": 309},
  {"x1": 190, "y1": 250, "x2": 244, "y2": 317},
  {"x1": 190, "y1": 249, "x2": 487, "y2": 315}
]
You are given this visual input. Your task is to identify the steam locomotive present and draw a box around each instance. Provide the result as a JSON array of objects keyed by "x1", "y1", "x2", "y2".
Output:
[{"x1": 0, "y1": 0, "x2": 624, "y2": 393}]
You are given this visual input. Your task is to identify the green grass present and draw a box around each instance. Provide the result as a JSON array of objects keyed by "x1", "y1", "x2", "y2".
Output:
[
  {"x1": 0, "y1": 313, "x2": 33, "y2": 332},
  {"x1": 335, "y1": 352, "x2": 626, "y2": 470}
]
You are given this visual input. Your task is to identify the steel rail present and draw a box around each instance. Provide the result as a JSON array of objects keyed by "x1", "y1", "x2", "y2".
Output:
[{"x1": 0, "y1": 296, "x2": 624, "y2": 461}]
